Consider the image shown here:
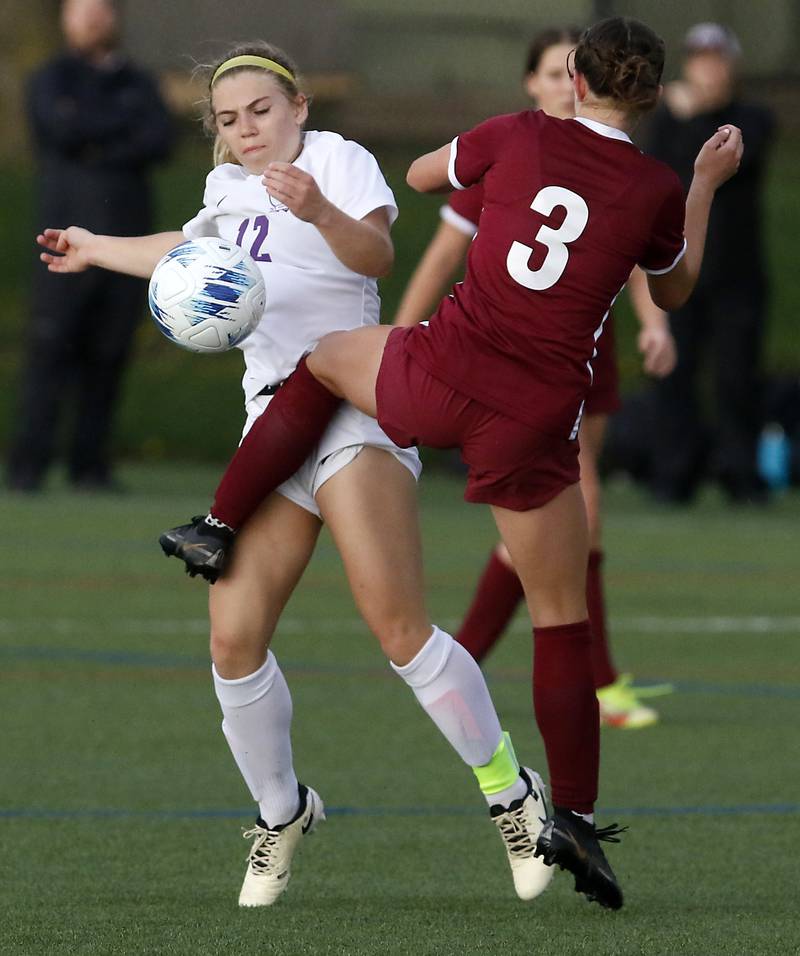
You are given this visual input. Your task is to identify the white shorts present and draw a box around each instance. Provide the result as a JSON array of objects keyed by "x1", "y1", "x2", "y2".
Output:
[{"x1": 242, "y1": 395, "x2": 422, "y2": 519}]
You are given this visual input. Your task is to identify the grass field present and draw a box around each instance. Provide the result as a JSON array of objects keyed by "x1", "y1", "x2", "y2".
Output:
[{"x1": 2, "y1": 467, "x2": 799, "y2": 954}]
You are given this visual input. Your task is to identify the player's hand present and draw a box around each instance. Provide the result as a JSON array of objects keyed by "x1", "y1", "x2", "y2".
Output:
[
  {"x1": 693, "y1": 125, "x2": 743, "y2": 190},
  {"x1": 262, "y1": 163, "x2": 332, "y2": 224},
  {"x1": 638, "y1": 324, "x2": 677, "y2": 378},
  {"x1": 37, "y1": 226, "x2": 95, "y2": 273}
]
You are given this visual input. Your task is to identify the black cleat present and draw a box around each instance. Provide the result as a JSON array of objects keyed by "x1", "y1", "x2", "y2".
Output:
[
  {"x1": 158, "y1": 515, "x2": 235, "y2": 583},
  {"x1": 534, "y1": 807, "x2": 627, "y2": 910}
]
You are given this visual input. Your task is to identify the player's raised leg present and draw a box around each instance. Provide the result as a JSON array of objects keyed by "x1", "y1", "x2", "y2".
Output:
[
  {"x1": 211, "y1": 325, "x2": 390, "y2": 534},
  {"x1": 492, "y1": 483, "x2": 626, "y2": 910},
  {"x1": 160, "y1": 326, "x2": 391, "y2": 581},
  {"x1": 209, "y1": 492, "x2": 326, "y2": 907},
  {"x1": 317, "y1": 446, "x2": 553, "y2": 901}
]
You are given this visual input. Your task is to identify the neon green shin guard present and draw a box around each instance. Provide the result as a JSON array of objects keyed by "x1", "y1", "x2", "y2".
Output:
[{"x1": 473, "y1": 732, "x2": 520, "y2": 795}]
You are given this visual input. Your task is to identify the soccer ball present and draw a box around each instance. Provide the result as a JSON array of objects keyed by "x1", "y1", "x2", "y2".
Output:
[{"x1": 148, "y1": 238, "x2": 266, "y2": 353}]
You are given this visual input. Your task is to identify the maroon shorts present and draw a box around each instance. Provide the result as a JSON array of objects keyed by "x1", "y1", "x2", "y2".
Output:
[
  {"x1": 585, "y1": 314, "x2": 621, "y2": 417},
  {"x1": 375, "y1": 328, "x2": 580, "y2": 512}
]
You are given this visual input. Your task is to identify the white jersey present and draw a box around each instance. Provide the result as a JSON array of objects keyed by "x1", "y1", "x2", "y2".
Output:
[{"x1": 182, "y1": 130, "x2": 397, "y2": 402}]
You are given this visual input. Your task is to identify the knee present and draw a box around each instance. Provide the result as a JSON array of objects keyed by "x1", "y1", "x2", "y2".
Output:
[
  {"x1": 526, "y1": 587, "x2": 588, "y2": 628},
  {"x1": 495, "y1": 542, "x2": 514, "y2": 568},
  {"x1": 307, "y1": 333, "x2": 348, "y2": 392},
  {"x1": 370, "y1": 612, "x2": 432, "y2": 667},
  {"x1": 209, "y1": 622, "x2": 242, "y2": 672},
  {"x1": 209, "y1": 618, "x2": 268, "y2": 679}
]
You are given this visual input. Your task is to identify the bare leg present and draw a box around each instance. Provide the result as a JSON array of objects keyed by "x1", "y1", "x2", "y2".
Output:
[
  {"x1": 208, "y1": 327, "x2": 392, "y2": 532},
  {"x1": 458, "y1": 414, "x2": 608, "y2": 665},
  {"x1": 315, "y1": 445, "x2": 430, "y2": 664},
  {"x1": 210, "y1": 493, "x2": 322, "y2": 678},
  {"x1": 491, "y1": 483, "x2": 588, "y2": 628},
  {"x1": 491, "y1": 484, "x2": 598, "y2": 814},
  {"x1": 578, "y1": 414, "x2": 608, "y2": 552},
  {"x1": 317, "y1": 447, "x2": 513, "y2": 771},
  {"x1": 307, "y1": 325, "x2": 393, "y2": 416},
  {"x1": 317, "y1": 447, "x2": 555, "y2": 898},
  {"x1": 209, "y1": 493, "x2": 321, "y2": 829}
]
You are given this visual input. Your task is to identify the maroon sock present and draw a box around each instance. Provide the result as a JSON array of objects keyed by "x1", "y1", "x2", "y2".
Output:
[
  {"x1": 533, "y1": 620, "x2": 599, "y2": 814},
  {"x1": 211, "y1": 357, "x2": 341, "y2": 529},
  {"x1": 587, "y1": 549, "x2": 618, "y2": 690},
  {"x1": 456, "y1": 550, "x2": 525, "y2": 662}
]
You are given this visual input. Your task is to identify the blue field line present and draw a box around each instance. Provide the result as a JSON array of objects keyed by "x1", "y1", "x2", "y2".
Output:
[
  {"x1": 0, "y1": 802, "x2": 798, "y2": 822},
  {"x1": 2, "y1": 642, "x2": 799, "y2": 701}
]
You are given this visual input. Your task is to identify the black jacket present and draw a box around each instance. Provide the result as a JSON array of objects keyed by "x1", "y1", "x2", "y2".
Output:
[
  {"x1": 646, "y1": 98, "x2": 775, "y2": 289},
  {"x1": 27, "y1": 51, "x2": 174, "y2": 236}
]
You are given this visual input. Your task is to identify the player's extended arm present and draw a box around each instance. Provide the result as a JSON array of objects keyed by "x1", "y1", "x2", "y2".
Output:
[
  {"x1": 263, "y1": 163, "x2": 394, "y2": 277},
  {"x1": 312, "y1": 206, "x2": 394, "y2": 278},
  {"x1": 37, "y1": 228, "x2": 186, "y2": 278},
  {"x1": 406, "y1": 145, "x2": 452, "y2": 194},
  {"x1": 646, "y1": 125, "x2": 743, "y2": 312},
  {"x1": 393, "y1": 221, "x2": 472, "y2": 326},
  {"x1": 626, "y1": 266, "x2": 676, "y2": 378}
]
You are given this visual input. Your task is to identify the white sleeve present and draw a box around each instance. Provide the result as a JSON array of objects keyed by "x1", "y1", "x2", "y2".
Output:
[
  {"x1": 325, "y1": 139, "x2": 398, "y2": 226},
  {"x1": 182, "y1": 171, "x2": 223, "y2": 239},
  {"x1": 447, "y1": 136, "x2": 466, "y2": 190},
  {"x1": 440, "y1": 204, "x2": 478, "y2": 238}
]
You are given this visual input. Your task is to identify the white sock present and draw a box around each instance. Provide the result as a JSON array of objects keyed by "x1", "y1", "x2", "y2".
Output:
[
  {"x1": 572, "y1": 810, "x2": 594, "y2": 825},
  {"x1": 212, "y1": 652, "x2": 300, "y2": 827},
  {"x1": 204, "y1": 514, "x2": 233, "y2": 532},
  {"x1": 391, "y1": 626, "x2": 504, "y2": 768}
]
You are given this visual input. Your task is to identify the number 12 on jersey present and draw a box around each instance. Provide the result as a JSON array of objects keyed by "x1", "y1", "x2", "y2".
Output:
[
  {"x1": 236, "y1": 216, "x2": 272, "y2": 263},
  {"x1": 506, "y1": 186, "x2": 588, "y2": 291}
]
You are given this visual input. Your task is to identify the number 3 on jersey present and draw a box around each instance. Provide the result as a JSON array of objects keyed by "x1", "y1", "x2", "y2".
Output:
[{"x1": 506, "y1": 186, "x2": 588, "y2": 291}]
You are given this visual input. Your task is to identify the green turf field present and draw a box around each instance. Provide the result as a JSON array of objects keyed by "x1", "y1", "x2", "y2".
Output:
[{"x1": 2, "y1": 467, "x2": 798, "y2": 954}]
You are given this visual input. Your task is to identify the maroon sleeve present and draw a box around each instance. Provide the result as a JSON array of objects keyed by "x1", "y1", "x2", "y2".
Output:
[
  {"x1": 639, "y1": 172, "x2": 687, "y2": 274},
  {"x1": 445, "y1": 183, "x2": 484, "y2": 230},
  {"x1": 449, "y1": 113, "x2": 519, "y2": 191}
]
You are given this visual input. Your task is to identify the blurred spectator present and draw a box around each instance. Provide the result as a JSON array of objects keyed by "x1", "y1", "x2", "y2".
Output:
[
  {"x1": 6, "y1": 0, "x2": 172, "y2": 492},
  {"x1": 645, "y1": 23, "x2": 775, "y2": 504}
]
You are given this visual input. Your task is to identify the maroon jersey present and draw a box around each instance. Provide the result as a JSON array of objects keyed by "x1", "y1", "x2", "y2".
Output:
[
  {"x1": 407, "y1": 110, "x2": 686, "y2": 437},
  {"x1": 444, "y1": 178, "x2": 621, "y2": 415}
]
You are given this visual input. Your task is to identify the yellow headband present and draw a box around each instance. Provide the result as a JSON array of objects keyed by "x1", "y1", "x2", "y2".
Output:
[{"x1": 212, "y1": 55, "x2": 296, "y2": 88}]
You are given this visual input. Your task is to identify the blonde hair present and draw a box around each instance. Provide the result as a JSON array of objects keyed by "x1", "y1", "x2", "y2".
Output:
[{"x1": 197, "y1": 41, "x2": 303, "y2": 166}]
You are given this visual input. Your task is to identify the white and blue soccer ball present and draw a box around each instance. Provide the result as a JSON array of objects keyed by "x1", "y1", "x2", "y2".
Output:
[{"x1": 148, "y1": 238, "x2": 266, "y2": 353}]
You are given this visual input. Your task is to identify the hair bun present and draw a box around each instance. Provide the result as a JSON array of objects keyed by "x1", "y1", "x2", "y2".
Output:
[{"x1": 574, "y1": 17, "x2": 664, "y2": 113}]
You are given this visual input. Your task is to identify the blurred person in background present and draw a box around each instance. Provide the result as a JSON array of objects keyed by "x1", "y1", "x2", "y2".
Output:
[
  {"x1": 5, "y1": 0, "x2": 172, "y2": 492},
  {"x1": 393, "y1": 26, "x2": 676, "y2": 730},
  {"x1": 642, "y1": 23, "x2": 775, "y2": 504}
]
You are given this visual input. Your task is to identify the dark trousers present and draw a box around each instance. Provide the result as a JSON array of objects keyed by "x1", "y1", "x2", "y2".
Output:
[
  {"x1": 6, "y1": 267, "x2": 145, "y2": 487},
  {"x1": 651, "y1": 283, "x2": 766, "y2": 500}
]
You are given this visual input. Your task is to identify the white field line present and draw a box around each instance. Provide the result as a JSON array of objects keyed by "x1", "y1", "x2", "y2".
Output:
[{"x1": 1, "y1": 615, "x2": 799, "y2": 637}]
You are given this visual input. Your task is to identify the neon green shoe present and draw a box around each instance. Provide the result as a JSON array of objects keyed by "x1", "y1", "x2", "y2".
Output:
[{"x1": 597, "y1": 674, "x2": 673, "y2": 730}]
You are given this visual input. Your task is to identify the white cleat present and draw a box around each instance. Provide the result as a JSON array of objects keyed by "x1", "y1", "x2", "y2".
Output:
[
  {"x1": 238, "y1": 784, "x2": 325, "y2": 907},
  {"x1": 490, "y1": 768, "x2": 554, "y2": 900}
]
